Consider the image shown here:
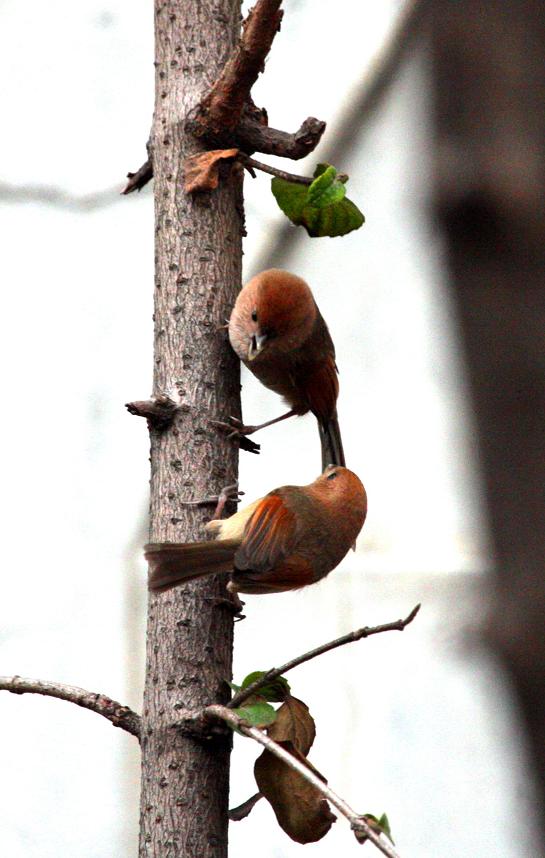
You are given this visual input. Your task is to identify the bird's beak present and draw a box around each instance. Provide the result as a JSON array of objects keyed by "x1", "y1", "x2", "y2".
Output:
[{"x1": 247, "y1": 332, "x2": 267, "y2": 361}]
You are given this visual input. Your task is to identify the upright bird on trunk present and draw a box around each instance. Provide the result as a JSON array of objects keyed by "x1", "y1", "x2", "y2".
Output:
[
  {"x1": 146, "y1": 466, "x2": 367, "y2": 595},
  {"x1": 222, "y1": 268, "x2": 346, "y2": 470}
]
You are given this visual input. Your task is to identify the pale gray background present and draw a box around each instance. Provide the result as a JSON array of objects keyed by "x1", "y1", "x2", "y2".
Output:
[{"x1": 0, "y1": 1, "x2": 539, "y2": 856}]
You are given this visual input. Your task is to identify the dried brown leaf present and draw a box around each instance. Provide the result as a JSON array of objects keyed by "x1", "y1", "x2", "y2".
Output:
[
  {"x1": 254, "y1": 740, "x2": 335, "y2": 844},
  {"x1": 267, "y1": 695, "x2": 316, "y2": 756},
  {"x1": 184, "y1": 148, "x2": 239, "y2": 193}
]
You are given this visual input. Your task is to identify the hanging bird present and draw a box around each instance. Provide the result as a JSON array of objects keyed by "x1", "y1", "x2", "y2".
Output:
[
  {"x1": 146, "y1": 466, "x2": 367, "y2": 595},
  {"x1": 220, "y1": 268, "x2": 346, "y2": 469}
]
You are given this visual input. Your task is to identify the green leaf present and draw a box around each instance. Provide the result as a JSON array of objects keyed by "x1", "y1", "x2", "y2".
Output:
[
  {"x1": 377, "y1": 813, "x2": 394, "y2": 845},
  {"x1": 307, "y1": 166, "x2": 346, "y2": 208},
  {"x1": 363, "y1": 813, "x2": 395, "y2": 845},
  {"x1": 313, "y1": 163, "x2": 330, "y2": 178},
  {"x1": 232, "y1": 702, "x2": 277, "y2": 728},
  {"x1": 240, "y1": 671, "x2": 291, "y2": 702},
  {"x1": 271, "y1": 165, "x2": 365, "y2": 238},
  {"x1": 226, "y1": 680, "x2": 241, "y2": 692},
  {"x1": 271, "y1": 178, "x2": 308, "y2": 222}
]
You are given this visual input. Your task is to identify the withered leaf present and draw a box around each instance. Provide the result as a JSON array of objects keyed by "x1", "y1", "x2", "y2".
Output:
[
  {"x1": 184, "y1": 148, "x2": 239, "y2": 193},
  {"x1": 254, "y1": 740, "x2": 335, "y2": 844},
  {"x1": 267, "y1": 695, "x2": 316, "y2": 757}
]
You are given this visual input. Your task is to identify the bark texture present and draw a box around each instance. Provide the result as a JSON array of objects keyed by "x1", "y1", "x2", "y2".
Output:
[
  {"x1": 431, "y1": 1, "x2": 545, "y2": 836},
  {"x1": 139, "y1": 2, "x2": 244, "y2": 855}
]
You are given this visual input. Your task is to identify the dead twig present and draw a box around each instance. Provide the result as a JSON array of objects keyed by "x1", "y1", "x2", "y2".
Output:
[{"x1": 122, "y1": 159, "x2": 153, "y2": 195}]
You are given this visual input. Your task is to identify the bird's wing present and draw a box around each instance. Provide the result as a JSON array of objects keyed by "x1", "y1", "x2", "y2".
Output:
[
  {"x1": 305, "y1": 353, "x2": 339, "y2": 423},
  {"x1": 234, "y1": 491, "x2": 299, "y2": 573}
]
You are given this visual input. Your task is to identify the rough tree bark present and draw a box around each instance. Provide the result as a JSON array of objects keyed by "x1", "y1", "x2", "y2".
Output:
[
  {"x1": 431, "y1": 0, "x2": 545, "y2": 838},
  {"x1": 139, "y1": 1, "x2": 244, "y2": 855}
]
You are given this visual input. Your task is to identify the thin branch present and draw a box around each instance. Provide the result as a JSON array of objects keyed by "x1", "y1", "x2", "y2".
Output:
[
  {"x1": 0, "y1": 675, "x2": 141, "y2": 739},
  {"x1": 207, "y1": 704, "x2": 401, "y2": 858},
  {"x1": 228, "y1": 604, "x2": 421, "y2": 709},
  {"x1": 240, "y1": 155, "x2": 312, "y2": 185},
  {"x1": 240, "y1": 154, "x2": 348, "y2": 186}
]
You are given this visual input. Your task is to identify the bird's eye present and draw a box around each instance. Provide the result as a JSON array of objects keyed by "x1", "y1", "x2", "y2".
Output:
[
  {"x1": 327, "y1": 470, "x2": 338, "y2": 481},
  {"x1": 251, "y1": 309, "x2": 258, "y2": 322}
]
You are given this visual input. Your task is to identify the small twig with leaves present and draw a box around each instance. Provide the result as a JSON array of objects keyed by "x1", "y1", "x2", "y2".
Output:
[
  {"x1": 207, "y1": 704, "x2": 401, "y2": 858},
  {"x1": 0, "y1": 675, "x2": 141, "y2": 739},
  {"x1": 229, "y1": 603, "x2": 420, "y2": 709}
]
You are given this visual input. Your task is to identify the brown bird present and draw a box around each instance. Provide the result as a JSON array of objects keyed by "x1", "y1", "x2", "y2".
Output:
[
  {"x1": 224, "y1": 268, "x2": 346, "y2": 469},
  {"x1": 146, "y1": 466, "x2": 367, "y2": 595}
]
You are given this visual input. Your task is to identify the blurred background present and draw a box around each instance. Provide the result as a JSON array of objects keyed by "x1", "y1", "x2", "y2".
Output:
[{"x1": 0, "y1": 1, "x2": 540, "y2": 856}]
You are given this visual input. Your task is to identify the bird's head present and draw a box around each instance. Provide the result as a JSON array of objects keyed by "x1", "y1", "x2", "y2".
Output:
[
  {"x1": 313, "y1": 465, "x2": 368, "y2": 533},
  {"x1": 229, "y1": 268, "x2": 317, "y2": 362}
]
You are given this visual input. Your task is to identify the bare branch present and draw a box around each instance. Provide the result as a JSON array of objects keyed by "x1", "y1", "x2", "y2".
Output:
[
  {"x1": 122, "y1": 159, "x2": 153, "y2": 195},
  {"x1": 207, "y1": 704, "x2": 401, "y2": 858},
  {"x1": 0, "y1": 675, "x2": 141, "y2": 739},
  {"x1": 235, "y1": 114, "x2": 326, "y2": 159},
  {"x1": 195, "y1": 0, "x2": 284, "y2": 137},
  {"x1": 229, "y1": 604, "x2": 421, "y2": 709}
]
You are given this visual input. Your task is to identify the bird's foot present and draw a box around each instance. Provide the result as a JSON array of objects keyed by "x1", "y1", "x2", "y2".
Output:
[
  {"x1": 181, "y1": 482, "x2": 245, "y2": 519},
  {"x1": 207, "y1": 593, "x2": 246, "y2": 621},
  {"x1": 210, "y1": 417, "x2": 261, "y2": 454},
  {"x1": 211, "y1": 416, "x2": 260, "y2": 437}
]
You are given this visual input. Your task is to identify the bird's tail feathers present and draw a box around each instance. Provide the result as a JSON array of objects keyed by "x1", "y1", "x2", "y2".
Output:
[
  {"x1": 145, "y1": 540, "x2": 239, "y2": 593},
  {"x1": 318, "y1": 413, "x2": 346, "y2": 470}
]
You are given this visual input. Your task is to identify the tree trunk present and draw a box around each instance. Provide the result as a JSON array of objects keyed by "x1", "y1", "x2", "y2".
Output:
[
  {"x1": 139, "y1": 1, "x2": 244, "y2": 855},
  {"x1": 431, "y1": 0, "x2": 545, "y2": 837}
]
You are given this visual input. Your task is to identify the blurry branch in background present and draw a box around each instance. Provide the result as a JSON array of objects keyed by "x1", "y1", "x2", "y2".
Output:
[
  {"x1": 228, "y1": 603, "x2": 421, "y2": 709},
  {"x1": 431, "y1": 0, "x2": 545, "y2": 838},
  {"x1": 251, "y1": 0, "x2": 426, "y2": 273},
  {"x1": 0, "y1": 675, "x2": 141, "y2": 738},
  {"x1": 0, "y1": 180, "x2": 148, "y2": 211},
  {"x1": 207, "y1": 704, "x2": 402, "y2": 858}
]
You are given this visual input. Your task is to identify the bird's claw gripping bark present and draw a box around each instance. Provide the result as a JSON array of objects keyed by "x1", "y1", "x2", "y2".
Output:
[
  {"x1": 211, "y1": 416, "x2": 260, "y2": 437},
  {"x1": 210, "y1": 417, "x2": 261, "y2": 454},
  {"x1": 181, "y1": 482, "x2": 244, "y2": 519}
]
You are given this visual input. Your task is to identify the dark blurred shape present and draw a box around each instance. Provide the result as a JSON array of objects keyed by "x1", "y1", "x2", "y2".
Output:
[{"x1": 431, "y1": 0, "x2": 545, "y2": 839}]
